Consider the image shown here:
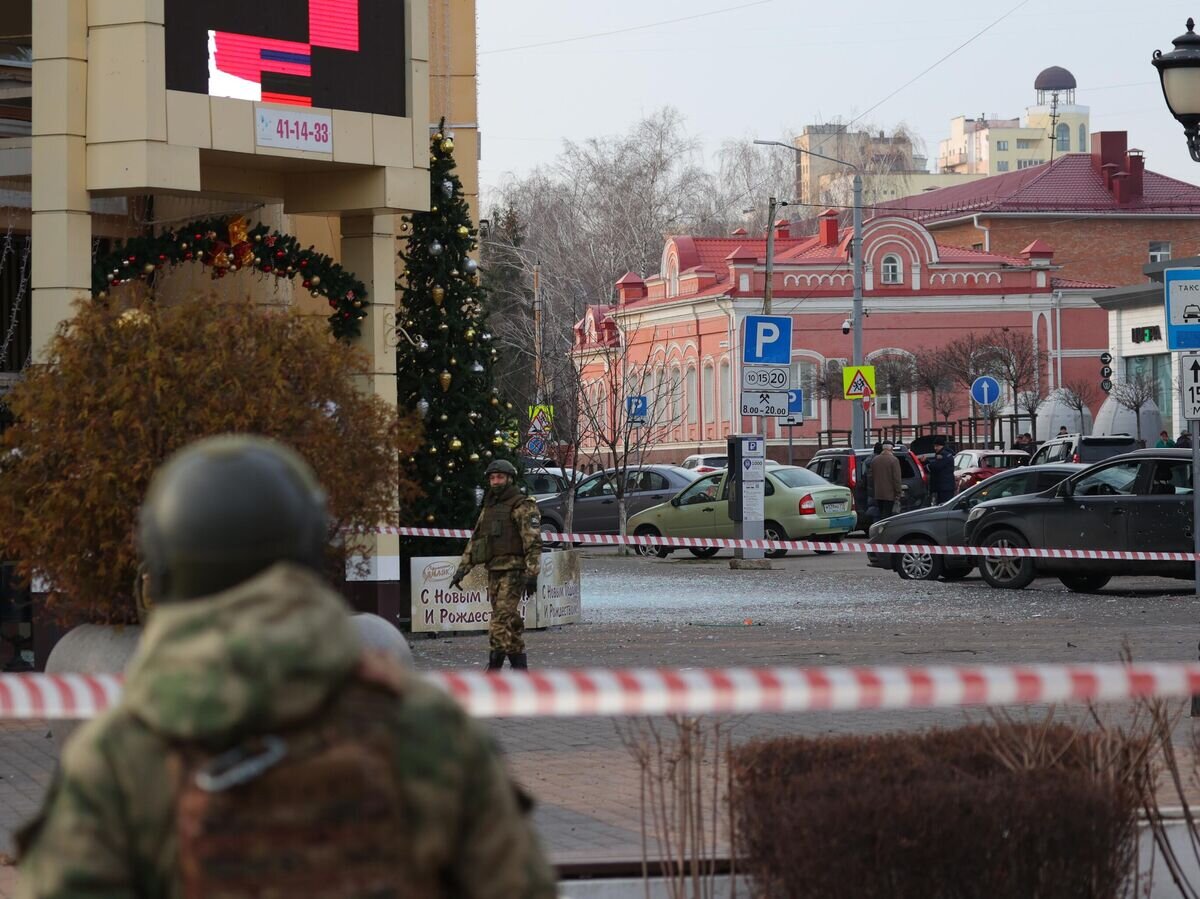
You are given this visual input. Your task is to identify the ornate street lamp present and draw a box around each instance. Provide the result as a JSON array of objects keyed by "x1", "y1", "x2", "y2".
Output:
[{"x1": 1154, "y1": 18, "x2": 1200, "y2": 162}]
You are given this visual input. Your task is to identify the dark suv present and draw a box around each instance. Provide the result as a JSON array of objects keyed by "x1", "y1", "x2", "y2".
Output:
[
  {"x1": 963, "y1": 448, "x2": 1193, "y2": 592},
  {"x1": 1027, "y1": 433, "x2": 1138, "y2": 466},
  {"x1": 806, "y1": 446, "x2": 929, "y2": 532}
]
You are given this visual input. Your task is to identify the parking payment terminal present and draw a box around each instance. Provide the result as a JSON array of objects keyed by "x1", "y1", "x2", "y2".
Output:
[{"x1": 727, "y1": 435, "x2": 765, "y2": 560}]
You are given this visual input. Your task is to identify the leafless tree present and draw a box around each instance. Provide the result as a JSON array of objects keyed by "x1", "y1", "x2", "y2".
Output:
[
  {"x1": 1016, "y1": 387, "x2": 1048, "y2": 441},
  {"x1": 911, "y1": 347, "x2": 957, "y2": 427},
  {"x1": 1055, "y1": 381, "x2": 1098, "y2": 435},
  {"x1": 711, "y1": 137, "x2": 800, "y2": 234},
  {"x1": 980, "y1": 329, "x2": 1047, "y2": 421},
  {"x1": 809, "y1": 359, "x2": 844, "y2": 435},
  {"x1": 574, "y1": 319, "x2": 684, "y2": 549},
  {"x1": 1111, "y1": 372, "x2": 1158, "y2": 441}
]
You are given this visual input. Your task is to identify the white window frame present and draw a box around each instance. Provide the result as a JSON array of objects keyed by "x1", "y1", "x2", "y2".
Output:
[
  {"x1": 875, "y1": 389, "x2": 905, "y2": 418},
  {"x1": 995, "y1": 139, "x2": 1009, "y2": 151},
  {"x1": 670, "y1": 366, "x2": 682, "y2": 426},
  {"x1": 793, "y1": 359, "x2": 817, "y2": 418},
  {"x1": 686, "y1": 366, "x2": 698, "y2": 425},
  {"x1": 880, "y1": 254, "x2": 902, "y2": 285},
  {"x1": 1150, "y1": 241, "x2": 1172, "y2": 264},
  {"x1": 702, "y1": 365, "x2": 715, "y2": 423},
  {"x1": 996, "y1": 160, "x2": 1009, "y2": 172},
  {"x1": 720, "y1": 360, "x2": 732, "y2": 422},
  {"x1": 1056, "y1": 123, "x2": 1070, "y2": 151}
]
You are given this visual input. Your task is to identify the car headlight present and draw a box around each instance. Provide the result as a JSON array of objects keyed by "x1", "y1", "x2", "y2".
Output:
[{"x1": 966, "y1": 506, "x2": 986, "y2": 523}]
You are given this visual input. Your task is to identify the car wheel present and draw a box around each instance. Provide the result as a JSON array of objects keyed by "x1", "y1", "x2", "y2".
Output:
[
  {"x1": 896, "y1": 539, "x2": 944, "y2": 581},
  {"x1": 1058, "y1": 573, "x2": 1112, "y2": 593},
  {"x1": 688, "y1": 547, "x2": 720, "y2": 559},
  {"x1": 764, "y1": 521, "x2": 788, "y2": 559},
  {"x1": 978, "y1": 529, "x2": 1036, "y2": 590},
  {"x1": 540, "y1": 520, "x2": 562, "y2": 549},
  {"x1": 634, "y1": 525, "x2": 671, "y2": 558}
]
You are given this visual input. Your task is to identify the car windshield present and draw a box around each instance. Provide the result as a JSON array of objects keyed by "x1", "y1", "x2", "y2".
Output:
[
  {"x1": 703, "y1": 456, "x2": 728, "y2": 467},
  {"x1": 772, "y1": 468, "x2": 829, "y2": 489}
]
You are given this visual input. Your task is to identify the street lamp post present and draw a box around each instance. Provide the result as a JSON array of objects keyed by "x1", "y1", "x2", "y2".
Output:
[
  {"x1": 1154, "y1": 18, "x2": 1200, "y2": 162},
  {"x1": 755, "y1": 139, "x2": 866, "y2": 448},
  {"x1": 1152, "y1": 21, "x2": 1200, "y2": 711}
]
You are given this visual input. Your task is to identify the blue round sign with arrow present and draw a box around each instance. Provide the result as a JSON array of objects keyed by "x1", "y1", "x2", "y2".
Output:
[{"x1": 970, "y1": 375, "x2": 1001, "y2": 407}]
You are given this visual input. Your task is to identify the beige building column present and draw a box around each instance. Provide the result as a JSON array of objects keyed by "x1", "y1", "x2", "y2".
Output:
[
  {"x1": 340, "y1": 213, "x2": 401, "y2": 602},
  {"x1": 30, "y1": 0, "x2": 91, "y2": 358}
]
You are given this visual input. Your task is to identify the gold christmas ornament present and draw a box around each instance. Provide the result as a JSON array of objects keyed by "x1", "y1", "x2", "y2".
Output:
[
  {"x1": 464, "y1": 328, "x2": 476, "y2": 342},
  {"x1": 485, "y1": 451, "x2": 493, "y2": 458},
  {"x1": 400, "y1": 220, "x2": 411, "y2": 233},
  {"x1": 449, "y1": 357, "x2": 457, "y2": 366},
  {"x1": 426, "y1": 514, "x2": 436, "y2": 523},
  {"x1": 310, "y1": 275, "x2": 321, "y2": 286},
  {"x1": 228, "y1": 216, "x2": 249, "y2": 245},
  {"x1": 492, "y1": 435, "x2": 504, "y2": 447},
  {"x1": 429, "y1": 447, "x2": 438, "y2": 455},
  {"x1": 432, "y1": 286, "x2": 445, "y2": 306},
  {"x1": 439, "y1": 370, "x2": 452, "y2": 392},
  {"x1": 441, "y1": 137, "x2": 454, "y2": 152},
  {"x1": 490, "y1": 396, "x2": 500, "y2": 406},
  {"x1": 469, "y1": 453, "x2": 480, "y2": 462},
  {"x1": 434, "y1": 475, "x2": 443, "y2": 483},
  {"x1": 439, "y1": 414, "x2": 448, "y2": 422},
  {"x1": 449, "y1": 437, "x2": 463, "y2": 451}
]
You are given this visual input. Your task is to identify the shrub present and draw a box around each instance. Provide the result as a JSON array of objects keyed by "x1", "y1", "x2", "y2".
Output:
[
  {"x1": 0, "y1": 296, "x2": 421, "y2": 626},
  {"x1": 730, "y1": 723, "x2": 1143, "y2": 899}
]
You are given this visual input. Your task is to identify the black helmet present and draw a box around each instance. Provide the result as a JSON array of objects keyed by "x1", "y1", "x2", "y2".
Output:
[
  {"x1": 138, "y1": 435, "x2": 329, "y2": 602},
  {"x1": 485, "y1": 459, "x2": 518, "y2": 478}
]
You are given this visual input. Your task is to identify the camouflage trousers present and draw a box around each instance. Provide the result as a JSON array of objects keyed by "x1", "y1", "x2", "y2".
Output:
[{"x1": 487, "y1": 569, "x2": 526, "y2": 654}]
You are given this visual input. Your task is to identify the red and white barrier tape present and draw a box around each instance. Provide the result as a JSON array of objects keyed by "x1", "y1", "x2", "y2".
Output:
[
  {"x1": 378, "y1": 525, "x2": 1199, "y2": 563},
  {"x1": 4, "y1": 663, "x2": 1200, "y2": 720}
]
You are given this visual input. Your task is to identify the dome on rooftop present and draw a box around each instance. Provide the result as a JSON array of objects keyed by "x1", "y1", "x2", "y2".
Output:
[{"x1": 1034, "y1": 66, "x2": 1077, "y2": 91}]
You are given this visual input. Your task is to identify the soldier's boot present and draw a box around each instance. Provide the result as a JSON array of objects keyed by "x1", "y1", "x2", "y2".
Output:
[
  {"x1": 507, "y1": 653, "x2": 528, "y2": 670},
  {"x1": 487, "y1": 650, "x2": 507, "y2": 671}
]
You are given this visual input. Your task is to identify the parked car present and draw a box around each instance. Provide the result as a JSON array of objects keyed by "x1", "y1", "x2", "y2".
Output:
[
  {"x1": 867, "y1": 463, "x2": 1085, "y2": 580},
  {"x1": 520, "y1": 467, "x2": 575, "y2": 501},
  {"x1": 806, "y1": 446, "x2": 929, "y2": 532},
  {"x1": 963, "y1": 449, "x2": 1194, "y2": 592},
  {"x1": 535, "y1": 465, "x2": 698, "y2": 540},
  {"x1": 1027, "y1": 433, "x2": 1138, "y2": 466},
  {"x1": 628, "y1": 465, "x2": 855, "y2": 560},
  {"x1": 681, "y1": 453, "x2": 728, "y2": 474},
  {"x1": 953, "y1": 449, "x2": 1030, "y2": 492}
]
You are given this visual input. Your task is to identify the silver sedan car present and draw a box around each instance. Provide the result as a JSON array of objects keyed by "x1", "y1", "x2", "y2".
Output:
[{"x1": 536, "y1": 465, "x2": 699, "y2": 539}]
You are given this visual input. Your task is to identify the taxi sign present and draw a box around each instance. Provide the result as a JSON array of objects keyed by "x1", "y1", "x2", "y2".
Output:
[{"x1": 842, "y1": 365, "x2": 876, "y2": 400}]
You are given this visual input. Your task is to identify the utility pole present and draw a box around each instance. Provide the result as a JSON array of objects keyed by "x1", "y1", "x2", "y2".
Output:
[
  {"x1": 763, "y1": 197, "x2": 778, "y2": 315},
  {"x1": 533, "y1": 262, "x2": 543, "y2": 404},
  {"x1": 850, "y1": 173, "x2": 865, "y2": 450}
]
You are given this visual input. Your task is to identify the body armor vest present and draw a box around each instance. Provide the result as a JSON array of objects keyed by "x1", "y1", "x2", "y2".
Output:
[{"x1": 471, "y1": 487, "x2": 526, "y2": 565}]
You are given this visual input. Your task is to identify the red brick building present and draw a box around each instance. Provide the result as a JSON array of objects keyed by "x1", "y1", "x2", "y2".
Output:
[
  {"x1": 573, "y1": 215, "x2": 1109, "y2": 463},
  {"x1": 876, "y1": 131, "x2": 1200, "y2": 287}
]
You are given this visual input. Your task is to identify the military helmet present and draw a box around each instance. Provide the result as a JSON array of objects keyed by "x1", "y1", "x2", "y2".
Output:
[
  {"x1": 138, "y1": 435, "x2": 329, "y2": 602},
  {"x1": 485, "y1": 459, "x2": 518, "y2": 478}
]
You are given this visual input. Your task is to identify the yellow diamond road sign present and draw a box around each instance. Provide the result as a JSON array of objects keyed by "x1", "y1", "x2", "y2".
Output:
[{"x1": 842, "y1": 365, "x2": 876, "y2": 400}]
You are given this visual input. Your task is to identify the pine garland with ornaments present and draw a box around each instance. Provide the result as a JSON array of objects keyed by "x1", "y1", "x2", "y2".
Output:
[
  {"x1": 91, "y1": 215, "x2": 368, "y2": 340},
  {"x1": 397, "y1": 120, "x2": 517, "y2": 530}
]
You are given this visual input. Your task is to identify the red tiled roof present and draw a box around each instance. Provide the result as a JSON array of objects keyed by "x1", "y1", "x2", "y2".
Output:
[
  {"x1": 1052, "y1": 276, "x2": 1115, "y2": 290},
  {"x1": 873, "y1": 153, "x2": 1200, "y2": 221}
]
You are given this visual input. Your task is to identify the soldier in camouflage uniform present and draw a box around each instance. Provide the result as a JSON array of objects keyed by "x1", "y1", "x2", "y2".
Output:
[
  {"x1": 16, "y1": 436, "x2": 555, "y2": 899},
  {"x1": 451, "y1": 460, "x2": 542, "y2": 671}
]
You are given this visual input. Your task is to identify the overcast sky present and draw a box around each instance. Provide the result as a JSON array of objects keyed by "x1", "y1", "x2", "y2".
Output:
[{"x1": 476, "y1": 0, "x2": 1196, "y2": 205}]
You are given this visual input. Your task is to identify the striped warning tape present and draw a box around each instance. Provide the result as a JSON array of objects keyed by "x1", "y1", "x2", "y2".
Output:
[
  {"x1": 377, "y1": 525, "x2": 1199, "y2": 563},
  {"x1": 3, "y1": 663, "x2": 1199, "y2": 720}
]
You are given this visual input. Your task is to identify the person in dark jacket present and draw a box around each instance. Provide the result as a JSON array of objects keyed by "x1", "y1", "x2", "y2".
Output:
[
  {"x1": 926, "y1": 437, "x2": 956, "y2": 505},
  {"x1": 1178, "y1": 431, "x2": 1194, "y2": 449}
]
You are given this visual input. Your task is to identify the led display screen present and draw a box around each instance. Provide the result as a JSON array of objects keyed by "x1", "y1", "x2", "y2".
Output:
[{"x1": 164, "y1": 0, "x2": 406, "y2": 117}]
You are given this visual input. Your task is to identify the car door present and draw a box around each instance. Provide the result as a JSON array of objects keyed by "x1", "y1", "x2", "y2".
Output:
[
  {"x1": 1042, "y1": 460, "x2": 1141, "y2": 571},
  {"x1": 623, "y1": 469, "x2": 673, "y2": 519},
  {"x1": 1122, "y1": 458, "x2": 1193, "y2": 576},
  {"x1": 949, "y1": 471, "x2": 1041, "y2": 545},
  {"x1": 668, "y1": 473, "x2": 725, "y2": 537},
  {"x1": 572, "y1": 473, "x2": 617, "y2": 533}
]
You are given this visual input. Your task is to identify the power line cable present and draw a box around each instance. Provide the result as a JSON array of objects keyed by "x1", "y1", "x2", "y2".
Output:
[{"x1": 480, "y1": 0, "x2": 775, "y2": 55}]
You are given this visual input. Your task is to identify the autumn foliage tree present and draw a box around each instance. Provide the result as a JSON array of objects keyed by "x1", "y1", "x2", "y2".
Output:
[{"x1": 0, "y1": 296, "x2": 421, "y2": 626}]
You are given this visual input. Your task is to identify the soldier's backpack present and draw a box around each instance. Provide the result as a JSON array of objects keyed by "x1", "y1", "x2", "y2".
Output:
[{"x1": 171, "y1": 656, "x2": 429, "y2": 899}]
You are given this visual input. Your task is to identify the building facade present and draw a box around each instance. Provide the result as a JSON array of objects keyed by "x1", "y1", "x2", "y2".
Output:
[
  {"x1": 937, "y1": 67, "x2": 1090, "y2": 175},
  {"x1": 573, "y1": 214, "x2": 1108, "y2": 464},
  {"x1": 881, "y1": 131, "x2": 1200, "y2": 288}
]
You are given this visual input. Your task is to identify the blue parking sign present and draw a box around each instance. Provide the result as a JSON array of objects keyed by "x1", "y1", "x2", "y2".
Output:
[
  {"x1": 743, "y1": 315, "x2": 793, "y2": 366},
  {"x1": 625, "y1": 395, "x2": 648, "y2": 423},
  {"x1": 787, "y1": 389, "x2": 804, "y2": 415}
]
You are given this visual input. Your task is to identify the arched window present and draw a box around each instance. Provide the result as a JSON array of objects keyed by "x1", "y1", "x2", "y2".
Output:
[
  {"x1": 702, "y1": 365, "x2": 715, "y2": 423},
  {"x1": 881, "y1": 254, "x2": 902, "y2": 285},
  {"x1": 667, "y1": 256, "x2": 679, "y2": 298},
  {"x1": 686, "y1": 367, "x2": 698, "y2": 425},
  {"x1": 1078, "y1": 124, "x2": 1087, "y2": 153},
  {"x1": 1056, "y1": 123, "x2": 1070, "y2": 152},
  {"x1": 720, "y1": 360, "x2": 732, "y2": 422},
  {"x1": 670, "y1": 366, "x2": 682, "y2": 425}
]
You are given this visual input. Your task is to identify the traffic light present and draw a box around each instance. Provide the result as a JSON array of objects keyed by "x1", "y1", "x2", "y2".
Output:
[{"x1": 1100, "y1": 352, "x2": 1113, "y2": 393}]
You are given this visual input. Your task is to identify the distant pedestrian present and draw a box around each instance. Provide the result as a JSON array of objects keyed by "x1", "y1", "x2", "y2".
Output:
[
  {"x1": 1156, "y1": 430, "x2": 1173, "y2": 448},
  {"x1": 872, "y1": 443, "x2": 903, "y2": 518},
  {"x1": 452, "y1": 459, "x2": 542, "y2": 670},
  {"x1": 1178, "y1": 431, "x2": 1193, "y2": 449},
  {"x1": 926, "y1": 437, "x2": 956, "y2": 505},
  {"x1": 1013, "y1": 432, "x2": 1032, "y2": 454},
  {"x1": 1057, "y1": 426, "x2": 1069, "y2": 438}
]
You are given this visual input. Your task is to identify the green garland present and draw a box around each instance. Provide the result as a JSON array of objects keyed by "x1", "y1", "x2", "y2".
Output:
[{"x1": 91, "y1": 216, "x2": 368, "y2": 340}]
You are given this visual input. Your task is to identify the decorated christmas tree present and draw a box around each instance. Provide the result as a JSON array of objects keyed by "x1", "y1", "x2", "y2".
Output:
[{"x1": 397, "y1": 121, "x2": 516, "y2": 532}]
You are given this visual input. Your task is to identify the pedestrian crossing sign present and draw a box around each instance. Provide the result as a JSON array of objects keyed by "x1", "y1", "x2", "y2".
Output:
[{"x1": 842, "y1": 365, "x2": 876, "y2": 400}]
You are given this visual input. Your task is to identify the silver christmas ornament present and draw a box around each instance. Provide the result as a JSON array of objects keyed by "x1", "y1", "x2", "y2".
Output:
[
  {"x1": 441, "y1": 180, "x2": 454, "y2": 198},
  {"x1": 429, "y1": 240, "x2": 444, "y2": 256},
  {"x1": 474, "y1": 487, "x2": 484, "y2": 505},
  {"x1": 471, "y1": 361, "x2": 484, "y2": 373},
  {"x1": 416, "y1": 398, "x2": 430, "y2": 419},
  {"x1": 464, "y1": 258, "x2": 479, "y2": 274}
]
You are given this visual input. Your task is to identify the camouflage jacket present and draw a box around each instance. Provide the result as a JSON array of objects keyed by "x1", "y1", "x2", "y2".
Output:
[
  {"x1": 460, "y1": 486, "x2": 542, "y2": 575},
  {"x1": 16, "y1": 563, "x2": 556, "y2": 899}
]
